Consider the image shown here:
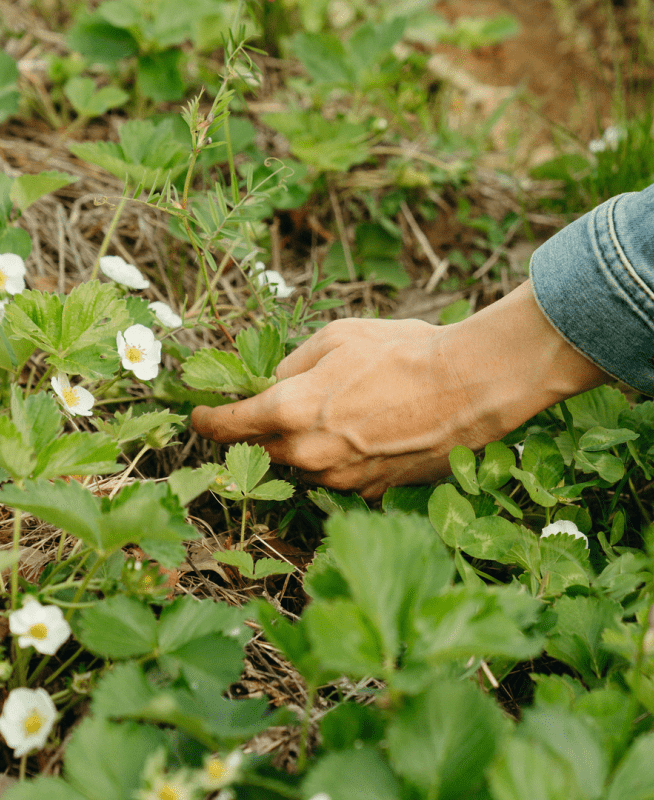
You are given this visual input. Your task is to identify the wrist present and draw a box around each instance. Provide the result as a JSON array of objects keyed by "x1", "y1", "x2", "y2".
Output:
[{"x1": 439, "y1": 281, "x2": 609, "y2": 440}]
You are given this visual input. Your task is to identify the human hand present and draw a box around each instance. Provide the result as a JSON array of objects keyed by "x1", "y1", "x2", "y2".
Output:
[{"x1": 191, "y1": 281, "x2": 608, "y2": 499}]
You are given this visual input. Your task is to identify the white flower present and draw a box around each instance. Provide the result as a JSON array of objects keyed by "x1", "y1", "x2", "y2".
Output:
[
  {"x1": 308, "y1": 794, "x2": 332, "y2": 800},
  {"x1": 99, "y1": 255, "x2": 150, "y2": 289},
  {"x1": 252, "y1": 262, "x2": 294, "y2": 298},
  {"x1": 149, "y1": 301, "x2": 182, "y2": 328},
  {"x1": 197, "y1": 751, "x2": 243, "y2": 791},
  {"x1": 135, "y1": 748, "x2": 198, "y2": 800},
  {"x1": 9, "y1": 596, "x2": 72, "y2": 655},
  {"x1": 0, "y1": 687, "x2": 57, "y2": 757},
  {"x1": 117, "y1": 324, "x2": 162, "y2": 380},
  {"x1": 588, "y1": 138, "x2": 606, "y2": 153},
  {"x1": 0, "y1": 300, "x2": 7, "y2": 320},
  {"x1": 51, "y1": 374, "x2": 94, "y2": 417},
  {"x1": 589, "y1": 125, "x2": 624, "y2": 154},
  {"x1": 514, "y1": 443, "x2": 524, "y2": 460},
  {"x1": 0, "y1": 253, "x2": 26, "y2": 296},
  {"x1": 541, "y1": 520, "x2": 589, "y2": 549}
]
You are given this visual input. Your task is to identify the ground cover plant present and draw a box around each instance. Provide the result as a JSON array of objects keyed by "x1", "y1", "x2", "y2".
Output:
[{"x1": 1, "y1": 0, "x2": 654, "y2": 798}]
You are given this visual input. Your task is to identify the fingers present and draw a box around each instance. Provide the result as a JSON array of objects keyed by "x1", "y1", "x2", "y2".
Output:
[
  {"x1": 191, "y1": 386, "x2": 286, "y2": 444},
  {"x1": 275, "y1": 321, "x2": 349, "y2": 380}
]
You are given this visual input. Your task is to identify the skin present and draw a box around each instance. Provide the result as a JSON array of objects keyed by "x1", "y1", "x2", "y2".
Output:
[{"x1": 192, "y1": 280, "x2": 609, "y2": 499}]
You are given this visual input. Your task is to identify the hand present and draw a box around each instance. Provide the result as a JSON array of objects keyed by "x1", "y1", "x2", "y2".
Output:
[{"x1": 191, "y1": 281, "x2": 608, "y2": 499}]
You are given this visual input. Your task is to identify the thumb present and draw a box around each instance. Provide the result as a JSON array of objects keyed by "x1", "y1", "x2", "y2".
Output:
[{"x1": 191, "y1": 386, "x2": 285, "y2": 444}]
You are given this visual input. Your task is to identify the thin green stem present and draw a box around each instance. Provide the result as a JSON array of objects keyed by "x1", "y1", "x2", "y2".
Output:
[
  {"x1": 297, "y1": 683, "x2": 316, "y2": 773},
  {"x1": 18, "y1": 754, "x2": 26, "y2": 781},
  {"x1": 11, "y1": 505, "x2": 22, "y2": 612},
  {"x1": 26, "y1": 364, "x2": 53, "y2": 398},
  {"x1": 35, "y1": 645, "x2": 86, "y2": 688},
  {"x1": 90, "y1": 195, "x2": 129, "y2": 280},
  {"x1": 243, "y1": 776, "x2": 302, "y2": 799},
  {"x1": 65, "y1": 556, "x2": 107, "y2": 623},
  {"x1": 240, "y1": 497, "x2": 248, "y2": 549}
]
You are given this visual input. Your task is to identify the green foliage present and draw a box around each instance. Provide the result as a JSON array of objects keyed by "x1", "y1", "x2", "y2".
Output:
[{"x1": 69, "y1": 118, "x2": 188, "y2": 189}]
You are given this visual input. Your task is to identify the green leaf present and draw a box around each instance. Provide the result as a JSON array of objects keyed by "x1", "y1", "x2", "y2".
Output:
[
  {"x1": 75, "y1": 595, "x2": 158, "y2": 659},
  {"x1": 488, "y1": 736, "x2": 585, "y2": 800},
  {"x1": 247, "y1": 479, "x2": 295, "y2": 502},
  {"x1": 428, "y1": 483, "x2": 476, "y2": 548},
  {"x1": 487, "y1": 488, "x2": 523, "y2": 518},
  {"x1": 137, "y1": 49, "x2": 185, "y2": 102},
  {"x1": 0, "y1": 417, "x2": 35, "y2": 480},
  {"x1": 235, "y1": 323, "x2": 284, "y2": 378},
  {"x1": 158, "y1": 632, "x2": 246, "y2": 695},
  {"x1": 0, "y1": 50, "x2": 20, "y2": 125},
  {"x1": 545, "y1": 595, "x2": 623, "y2": 684},
  {"x1": 289, "y1": 31, "x2": 353, "y2": 85},
  {"x1": 0, "y1": 226, "x2": 33, "y2": 259},
  {"x1": 606, "y1": 731, "x2": 654, "y2": 800},
  {"x1": 33, "y1": 432, "x2": 121, "y2": 480},
  {"x1": 4, "y1": 290, "x2": 63, "y2": 352},
  {"x1": 254, "y1": 557, "x2": 295, "y2": 578},
  {"x1": 0, "y1": 478, "x2": 100, "y2": 544},
  {"x1": 182, "y1": 347, "x2": 275, "y2": 396},
  {"x1": 563, "y1": 385, "x2": 630, "y2": 430},
  {"x1": 67, "y1": 13, "x2": 139, "y2": 63},
  {"x1": 224, "y1": 442, "x2": 270, "y2": 494},
  {"x1": 98, "y1": 480, "x2": 199, "y2": 561},
  {"x1": 10, "y1": 386, "x2": 62, "y2": 455},
  {"x1": 386, "y1": 679, "x2": 505, "y2": 799},
  {"x1": 157, "y1": 593, "x2": 251, "y2": 653},
  {"x1": 382, "y1": 485, "x2": 432, "y2": 516},
  {"x1": 214, "y1": 549, "x2": 255, "y2": 579},
  {"x1": 325, "y1": 511, "x2": 455, "y2": 663},
  {"x1": 60, "y1": 280, "x2": 130, "y2": 355},
  {"x1": 539, "y1": 534, "x2": 591, "y2": 596},
  {"x1": 302, "y1": 747, "x2": 402, "y2": 800},
  {"x1": 2, "y1": 777, "x2": 89, "y2": 800},
  {"x1": 64, "y1": 76, "x2": 128, "y2": 117},
  {"x1": 578, "y1": 426, "x2": 639, "y2": 451},
  {"x1": 458, "y1": 516, "x2": 521, "y2": 563},
  {"x1": 63, "y1": 716, "x2": 166, "y2": 800},
  {"x1": 409, "y1": 586, "x2": 544, "y2": 666},
  {"x1": 521, "y1": 432, "x2": 564, "y2": 490},
  {"x1": 478, "y1": 441, "x2": 516, "y2": 491},
  {"x1": 521, "y1": 707, "x2": 608, "y2": 799},
  {"x1": 9, "y1": 171, "x2": 77, "y2": 212},
  {"x1": 307, "y1": 486, "x2": 369, "y2": 514},
  {"x1": 304, "y1": 599, "x2": 385, "y2": 676},
  {"x1": 167, "y1": 464, "x2": 221, "y2": 507},
  {"x1": 449, "y1": 445, "x2": 480, "y2": 494},
  {"x1": 574, "y1": 450, "x2": 625, "y2": 484},
  {"x1": 509, "y1": 466, "x2": 557, "y2": 507}
]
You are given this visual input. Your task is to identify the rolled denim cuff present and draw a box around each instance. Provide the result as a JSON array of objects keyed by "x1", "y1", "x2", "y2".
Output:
[{"x1": 529, "y1": 183, "x2": 654, "y2": 396}]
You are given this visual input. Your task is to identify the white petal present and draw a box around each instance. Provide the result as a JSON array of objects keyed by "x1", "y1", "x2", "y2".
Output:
[
  {"x1": 149, "y1": 301, "x2": 182, "y2": 328},
  {"x1": 0, "y1": 687, "x2": 57, "y2": 757},
  {"x1": 124, "y1": 323, "x2": 156, "y2": 348},
  {"x1": 130, "y1": 358, "x2": 159, "y2": 380},
  {"x1": 99, "y1": 256, "x2": 150, "y2": 289},
  {"x1": 116, "y1": 330, "x2": 126, "y2": 356},
  {"x1": 0, "y1": 253, "x2": 27, "y2": 296},
  {"x1": 541, "y1": 520, "x2": 589, "y2": 548}
]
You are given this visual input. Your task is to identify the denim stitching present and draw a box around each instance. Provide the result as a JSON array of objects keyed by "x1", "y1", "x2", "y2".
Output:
[{"x1": 606, "y1": 193, "x2": 654, "y2": 304}]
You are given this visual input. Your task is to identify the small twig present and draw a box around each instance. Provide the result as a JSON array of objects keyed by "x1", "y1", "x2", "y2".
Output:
[
  {"x1": 328, "y1": 183, "x2": 356, "y2": 282},
  {"x1": 400, "y1": 201, "x2": 450, "y2": 293},
  {"x1": 471, "y1": 218, "x2": 522, "y2": 280}
]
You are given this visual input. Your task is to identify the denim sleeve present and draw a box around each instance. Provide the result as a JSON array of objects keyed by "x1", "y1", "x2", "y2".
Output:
[{"x1": 529, "y1": 182, "x2": 654, "y2": 396}]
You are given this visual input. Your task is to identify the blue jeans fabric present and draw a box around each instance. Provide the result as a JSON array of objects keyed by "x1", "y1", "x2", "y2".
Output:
[{"x1": 529, "y1": 182, "x2": 654, "y2": 396}]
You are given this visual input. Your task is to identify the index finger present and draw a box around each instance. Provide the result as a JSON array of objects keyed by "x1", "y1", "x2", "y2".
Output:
[{"x1": 191, "y1": 382, "x2": 288, "y2": 444}]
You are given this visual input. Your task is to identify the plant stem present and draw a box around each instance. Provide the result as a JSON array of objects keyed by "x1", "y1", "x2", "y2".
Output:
[
  {"x1": 18, "y1": 754, "x2": 26, "y2": 781},
  {"x1": 240, "y1": 497, "x2": 248, "y2": 548},
  {"x1": 11, "y1": 504, "x2": 22, "y2": 612},
  {"x1": 65, "y1": 556, "x2": 106, "y2": 623},
  {"x1": 35, "y1": 645, "x2": 86, "y2": 688},
  {"x1": 243, "y1": 776, "x2": 302, "y2": 799},
  {"x1": 90, "y1": 194, "x2": 129, "y2": 280},
  {"x1": 297, "y1": 682, "x2": 316, "y2": 773},
  {"x1": 109, "y1": 443, "x2": 150, "y2": 500}
]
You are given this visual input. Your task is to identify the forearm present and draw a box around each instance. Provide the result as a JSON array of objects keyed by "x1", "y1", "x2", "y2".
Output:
[{"x1": 438, "y1": 280, "x2": 610, "y2": 443}]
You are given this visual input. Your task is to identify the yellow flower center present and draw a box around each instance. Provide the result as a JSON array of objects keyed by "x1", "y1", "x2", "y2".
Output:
[
  {"x1": 125, "y1": 345, "x2": 144, "y2": 364},
  {"x1": 61, "y1": 387, "x2": 79, "y2": 407},
  {"x1": 28, "y1": 623, "x2": 49, "y2": 640},
  {"x1": 158, "y1": 785, "x2": 180, "y2": 800},
  {"x1": 0, "y1": 270, "x2": 5, "y2": 291},
  {"x1": 24, "y1": 710, "x2": 44, "y2": 735},
  {"x1": 207, "y1": 758, "x2": 226, "y2": 780}
]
